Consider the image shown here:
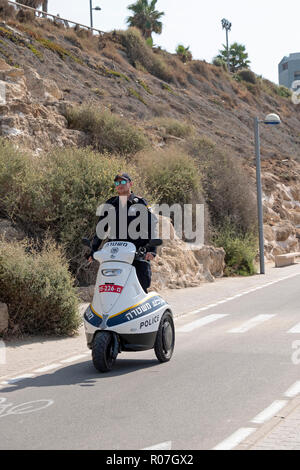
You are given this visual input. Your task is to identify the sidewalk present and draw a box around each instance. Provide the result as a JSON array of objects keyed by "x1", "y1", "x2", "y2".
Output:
[
  {"x1": 237, "y1": 396, "x2": 300, "y2": 450},
  {"x1": 1, "y1": 260, "x2": 300, "y2": 450}
]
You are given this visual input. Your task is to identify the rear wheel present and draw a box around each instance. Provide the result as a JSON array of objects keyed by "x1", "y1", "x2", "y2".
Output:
[
  {"x1": 92, "y1": 331, "x2": 117, "y2": 372},
  {"x1": 154, "y1": 311, "x2": 175, "y2": 363}
]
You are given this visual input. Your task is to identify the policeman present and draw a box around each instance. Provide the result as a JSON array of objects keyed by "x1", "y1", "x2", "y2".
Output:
[{"x1": 88, "y1": 173, "x2": 158, "y2": 293}]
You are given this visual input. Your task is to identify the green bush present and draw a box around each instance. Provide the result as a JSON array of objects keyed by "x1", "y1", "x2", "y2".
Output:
[
  {"x1": 276, "y1": 85, "x2": 292, "y2": 98},
  {"x1": 0, "y1": 238, "x2": 81, "y2": 336},
  {"x1": 236, "y1": 69, "x2": 257, "y2": 84},
  {"x1": 184, "y1": 136, "x2": 257, "y2": 234},
  {"x1": 135, "y1": 146, "x2": 202, "y2": 206},
  {"x1": 118, "y1": 28, "x2": 172, "y2": 83},
  {"x1": 64, "y1": 105, "x2": 148, "y2": 155},
  {"x1": 212, "y1": 221, "x2": 258, "y2": 276},
  {"x1": 153, "y1": 117, "x2": 194, "y2": 139},
  {"x1": 0, "y1": 141, "x2": 145, "y2": 276},
  {"x1": 213, "y1": 57, "x2": 227, "y2": 70}
]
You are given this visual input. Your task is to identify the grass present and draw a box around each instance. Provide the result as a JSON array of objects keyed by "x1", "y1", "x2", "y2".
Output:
[
  {"x1": 137, "y1": 79, "x2": 152, "y2": 94},
  {"x1": 27, "y1": 43, "x2": 44, "y2": 61},
  {"x1": 103, "y1": 68, "x2": 130, "y2": 82},
  {"x1": 128, "y1": 87, "x2": 147, "y2": 105}
]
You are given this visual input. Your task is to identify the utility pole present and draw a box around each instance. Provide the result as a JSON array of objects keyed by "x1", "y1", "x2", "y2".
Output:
[{"x1": 221, "y1": 18, "x2": 232, "y2": 72}]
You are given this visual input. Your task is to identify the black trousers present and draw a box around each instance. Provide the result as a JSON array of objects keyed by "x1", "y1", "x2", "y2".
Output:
[{"x1": 133, "y1": 260, "x2": 152, "y2": 293}]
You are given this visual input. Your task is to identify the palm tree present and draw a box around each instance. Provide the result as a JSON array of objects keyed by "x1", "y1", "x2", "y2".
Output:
[
  {"x1": 176, "y1": 44, "x2": 192, "y2": 63},
  {"x1": 127, "y1": 0, "x2": 164, "y2": 40},
  {"x1": 216, "y1": 42, "x2": 250, "y2": 72}
]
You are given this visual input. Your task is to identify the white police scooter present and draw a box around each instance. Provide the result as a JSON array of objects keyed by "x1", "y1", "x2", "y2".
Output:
[{"x1": 82, "y1": 238, "x2": 175, "y2": 372}]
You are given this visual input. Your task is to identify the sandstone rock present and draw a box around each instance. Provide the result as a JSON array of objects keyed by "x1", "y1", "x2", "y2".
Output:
[
  {"x1": 290, "y1": 210, "x2": 300, "y2": 225},
  {"x1": 274, "y1": 223, "x2": 295, "y2": 242},
  {"x1": 0, "y1": 303, "x2": 8, "y2": 333},
  {"x1": 264, "y1": 225, "x2": 275, "y2": 242}
]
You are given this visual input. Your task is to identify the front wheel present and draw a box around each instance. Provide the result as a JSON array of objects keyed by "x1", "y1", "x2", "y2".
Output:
[
  {"x1": 154, "y1": 311, "x2": 175, "y2": 363},
  {"x1": 92, "y1": 331, "x2": 117, "y2": 372}
]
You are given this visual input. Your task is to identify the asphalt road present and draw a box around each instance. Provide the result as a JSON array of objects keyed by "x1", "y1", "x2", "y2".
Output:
[{"x1": 1, "y1": 266, "x2": 300, "y2": 450}]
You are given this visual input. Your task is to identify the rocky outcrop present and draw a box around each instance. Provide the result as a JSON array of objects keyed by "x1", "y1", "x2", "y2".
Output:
[
  {"x1": 151, "y1": 216, "x2": 225, "y2": 290},
  {"x1": 263, "y1": 176, "x2": 300, "y2": 259},
  {"x1": 0, "y1": 58, "x2": 83, "y2": 151}
]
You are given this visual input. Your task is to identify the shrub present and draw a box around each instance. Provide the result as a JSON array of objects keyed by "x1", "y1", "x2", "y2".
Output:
[
  {"x1": 0, "y1": 0, "x2": 15, "y2": 19},
  {"x1": 134, "y1": 146, "x2": 202, "y2": 206},
  {"x1": 118, "y1": 27, "x2": 172, "y2": 83},
  {"x1": 0, "y1": 141, "x2": 146, "y2": 277},
  {"x1": 0, "y1": 238, "x2": 81, "y2": 336},
  {"x1": 16, "y1": 8, "x2": 35, "y2": 23},
  {"x1": 64, "y1": 105, "x2": 148, "y2": 155},
  {"x1": 276, "y1": 85, "x2": 292, "y2": 98},
  {"x1": 236, "y1": 69, "x2": 257, "y2": 84},
  {"x1": 184, "y1": 136, "x2": 257, "y2": 235},
  {"x1": 212, "y1": 221, "x2": 258, "y2": 276},
  {"x1": 213, "y1": 57, "x2": 227, "y2": 70},
  {"x1": 153, "y1": 117, "x2": 194, "y2": 139}
]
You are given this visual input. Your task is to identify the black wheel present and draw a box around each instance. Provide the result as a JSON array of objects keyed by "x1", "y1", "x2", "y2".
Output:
[
  {"x1": 154, "y1": 311, "x2": 175, "y2": 363},
  {"x1": 92, "y1": 331, "x2": 116, "y2": 372}
]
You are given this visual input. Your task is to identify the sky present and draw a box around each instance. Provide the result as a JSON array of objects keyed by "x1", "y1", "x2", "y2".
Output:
[{"x1": 46, "y1": 0, "x2": 300, "y2": 84}]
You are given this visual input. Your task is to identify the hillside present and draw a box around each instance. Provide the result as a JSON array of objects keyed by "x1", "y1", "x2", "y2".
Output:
[{"x1": 1, "y1": 14, "x2": 300, "y2": 284}]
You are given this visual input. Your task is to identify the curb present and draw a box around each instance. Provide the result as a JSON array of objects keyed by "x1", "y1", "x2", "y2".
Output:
[{"x1": 235, "y1": 396, "x2": 300, "y2": 450}]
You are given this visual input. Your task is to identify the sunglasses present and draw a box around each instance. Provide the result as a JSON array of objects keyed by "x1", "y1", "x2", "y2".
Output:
[{"x1": 114, "y1": 180, "x2": 128, "y2": 186}]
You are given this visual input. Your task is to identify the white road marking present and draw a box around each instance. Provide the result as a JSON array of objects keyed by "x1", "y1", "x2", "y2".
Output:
[
  {"x1": 177, "y1": 314, "x2": 229, "y2": 333},
  {"x1": 213, "y1": 428, "x2": 256, "y2": 450},
  {"x1": 60, "y1": 354, "x2": 87, "y2": 363},
  {"x1": 34, "y1": 364, "x2": 61, "y2": 373},
  {"x1": 143, "y1": 441, "x2": 172, "y2": 450},
  {"x1": 228, "y1": 314, "x2": 276, "y2": 333},
  {"x1": 251, "y1": 400, "x2": 288, "y2": 424},
  {"x1": 284, "y1": 381, "x2": 300, "y2": 398},
  {"x1": 288, "y1": 322, "x2": 300, "y2": 334}
]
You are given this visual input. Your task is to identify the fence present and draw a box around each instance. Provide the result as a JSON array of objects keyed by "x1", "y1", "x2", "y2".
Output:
[{"x1": 7, "y1": 1, "x2": 105, "y2": 35}]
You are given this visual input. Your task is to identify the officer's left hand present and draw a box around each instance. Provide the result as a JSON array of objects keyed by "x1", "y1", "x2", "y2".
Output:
[{"x1": 145, "y1": 252, "x2": 155, "y2": 261}]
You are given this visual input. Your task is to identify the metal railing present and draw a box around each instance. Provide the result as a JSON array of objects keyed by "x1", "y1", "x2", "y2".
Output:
[{"x1": 7, "y1": 1, "x2": 105, "y2": 35}]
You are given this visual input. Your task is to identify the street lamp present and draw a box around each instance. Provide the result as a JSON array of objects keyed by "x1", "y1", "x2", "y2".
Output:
[
  {"x1": 254, "y1": 113, "x2": 281, "y2": 275},
  {"x1": 89, "y1": 0, "x2": 101, "y2": 29},
  {"x1": 221, "y1": 18, "x2": 232, "y2": 72}
]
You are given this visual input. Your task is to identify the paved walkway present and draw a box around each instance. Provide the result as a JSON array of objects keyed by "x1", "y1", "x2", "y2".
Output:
[{"x1": 1, "y1": 260, "x2": 300, "y2": 450}]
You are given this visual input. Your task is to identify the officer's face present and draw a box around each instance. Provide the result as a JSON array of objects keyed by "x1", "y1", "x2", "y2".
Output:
[{"x1": 115, "y1": 179, "x2": 132, "y2": 196}]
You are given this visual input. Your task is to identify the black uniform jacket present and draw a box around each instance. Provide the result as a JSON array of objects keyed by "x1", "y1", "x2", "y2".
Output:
[{"x1": 91, "y1": 193, "x2": 158, "y2": 256}]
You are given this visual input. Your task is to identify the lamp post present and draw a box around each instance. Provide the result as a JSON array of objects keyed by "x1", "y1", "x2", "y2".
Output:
[
  {"x1": 89, "y1": 0, "x2": 101, "y2": 29},
  {"x1": 221, "y1": 18, "x2": 232, "y2": 72},
  {"x1": 254, "y1": 113, "x2": 281, "y2": 274}
]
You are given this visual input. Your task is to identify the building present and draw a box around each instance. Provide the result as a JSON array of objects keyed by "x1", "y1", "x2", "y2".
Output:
[{"x1": 278, "y1": 53, "x2": 300, "y2": 89}]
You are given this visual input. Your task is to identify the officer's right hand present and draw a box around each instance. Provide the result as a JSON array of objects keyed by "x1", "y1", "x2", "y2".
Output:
[{"x1": 88, "y1": 256, "x2": 93, "y2": 264}]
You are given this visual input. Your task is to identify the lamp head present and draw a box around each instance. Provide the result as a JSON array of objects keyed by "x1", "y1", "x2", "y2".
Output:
[{"x1": 264, "y1": 113, "x2": 281, "y2": 125}]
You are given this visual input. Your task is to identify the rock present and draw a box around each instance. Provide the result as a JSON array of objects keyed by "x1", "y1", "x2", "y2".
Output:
[
  {"x1": 264, "y1": 225, "x2": 274, "y2": 242},
  {"x1": 77, "y1": 286, "x2": 95, "y2": 302},
  {"x1": 0, "y1": 219, "x2": 25, "y2": 242},
  {"x1": 274, "y1": 223, "x2": 295, "y2": 242},
  {"x1": 0, "y1": 303, "x2": 8, "y2": 333},
  {"x1": 150, "y1": 216, "x2": 225, "y2": 291},
  {"x1": 43, "y1": 79, "x2": 63, "y2": 101}
]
